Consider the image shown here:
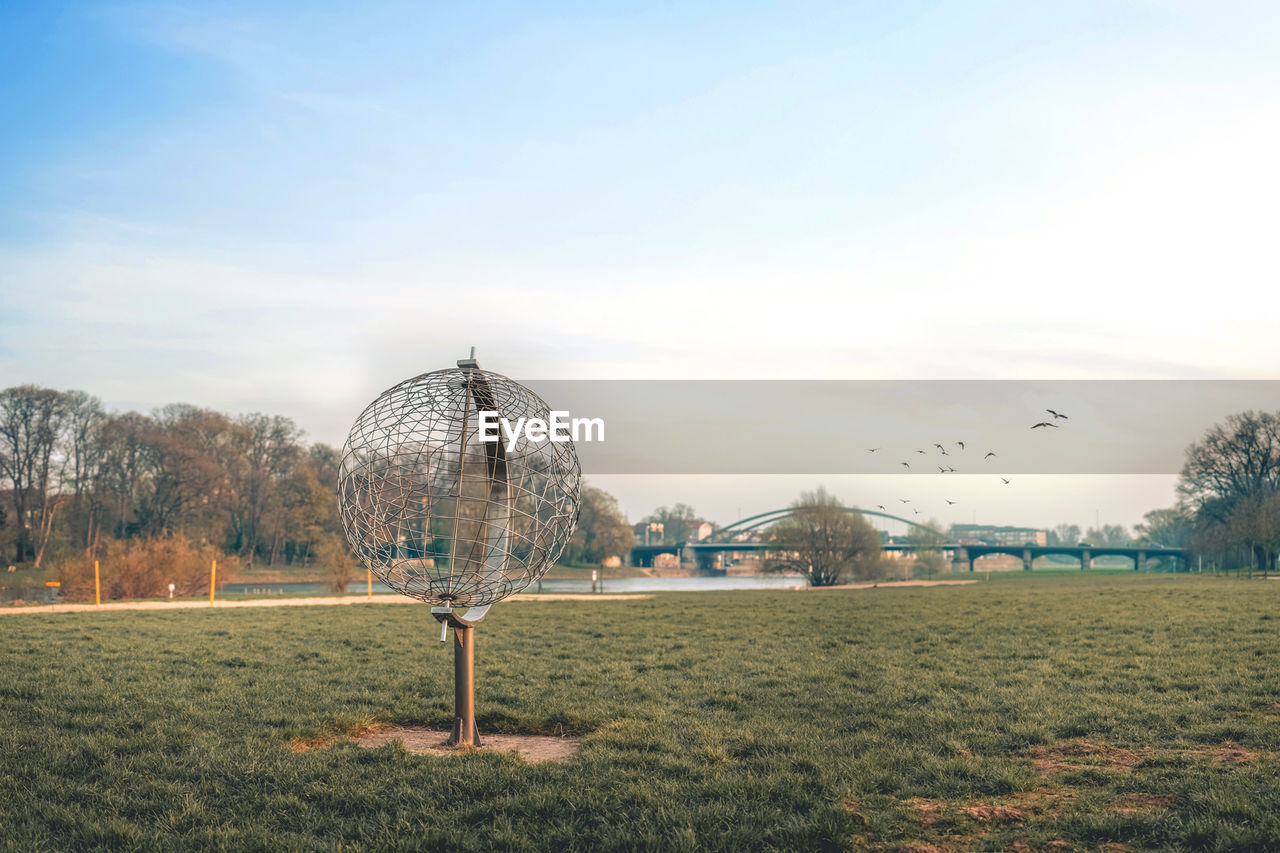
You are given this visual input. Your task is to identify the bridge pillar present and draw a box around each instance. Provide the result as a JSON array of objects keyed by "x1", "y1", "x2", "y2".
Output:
[
  {"x1": 1081, "y1": 548, "x2": 1091, "y2": 570},
  {"x1": 951, "y1": 547, "x2": 971, "y2": 573},
  {"x1": 1135, "y1": 550, "x2": 1145, "y2": 572},
  {"x1": 1022, "y1": 549, "x2": 1033, "y2": 571}
]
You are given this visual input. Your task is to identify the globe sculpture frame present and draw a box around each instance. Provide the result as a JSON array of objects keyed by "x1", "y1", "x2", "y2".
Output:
[{"x1": 338, "y1": 351, "x2": 582, "y2": 746}]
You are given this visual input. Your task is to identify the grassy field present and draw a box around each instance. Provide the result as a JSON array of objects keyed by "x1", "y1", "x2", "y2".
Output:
[{"x1": 1, "y1": 575, "x2": 1278, "y2": 851}]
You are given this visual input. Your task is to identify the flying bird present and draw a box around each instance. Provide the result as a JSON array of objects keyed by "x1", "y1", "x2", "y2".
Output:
[
  {"x1": 1001, "y1": 477, "x2": 1011, "y2": 485},
  {"x1": 899, "y1": 498, "x2": 911, "y2": 503},
  {"x1": 1046, "y1": 409, "x2": 1068, "y2": 419},
  {"x1": 945, "y1": 499, "x2": 957, "y2": 505},
  {"x1": 946, "y1": 466, "x2": 956, "y2": 473},
  {"x1": 913, "y1": 508, "x2": 921, "y2": 515},
  {"x1": 916, "y1": 449, "x2": 927, "y2": 454},
  {"x1": 984, "y1": 451, "x2": 997, "y2": 460},
  {"x1": 933, "y1": 443, "x2": 945, "y2": 451},
  {"x1": 900, "y1": 461, "x2": 910, "y2": 468},
  {"x1": 876, "y1": 505, "x2": 886, "y2": 511},
  {"x1": 938, "y1": 466, "x2": 947, "y2": 473},
  {"x1": 956, "y1": 441, "x2": 965, "y2": 450},
  {"x1": 1031, "y1": 421, "x2": 1060, "y2": 429},
  {"x1": 867, "y1": 448, "x2": 880, "y2": 453}
]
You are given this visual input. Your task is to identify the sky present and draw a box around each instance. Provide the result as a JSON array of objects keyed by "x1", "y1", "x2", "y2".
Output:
[{"x1": 3, "y1": 1, "x2": 1279, "y2": 530}]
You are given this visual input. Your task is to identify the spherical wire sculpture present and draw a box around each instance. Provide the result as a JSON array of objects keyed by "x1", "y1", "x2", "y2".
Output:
[{"x1": 337, "y1": 352, "x2": 582, "y2": 745}]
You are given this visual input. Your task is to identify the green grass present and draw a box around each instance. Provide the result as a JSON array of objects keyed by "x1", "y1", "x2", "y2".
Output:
[{"x1": 2, "y1": 574, "x2": 1278, "y2": 851}]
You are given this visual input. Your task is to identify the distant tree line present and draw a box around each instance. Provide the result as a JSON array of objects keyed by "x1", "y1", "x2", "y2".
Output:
[
  {"x1": 0, "y1": 385, "x2": 344, "y2": 577},
  {"x1": 1046, "y1": 524, "x2": 1134, "y2": 548},
  {"x1": 1046, "y1": 410, "x2": 1280, "y2": 575},
  {"x1": 642, "y1": 503, "x2": 700, "y2": 544}
]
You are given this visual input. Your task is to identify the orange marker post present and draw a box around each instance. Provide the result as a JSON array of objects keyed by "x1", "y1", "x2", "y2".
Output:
[
  {"x1": 209, "y1": 559, "x2": 217, "y2": 606},
  {"x1": 94, "y1": 559, "x2": 101, "y2": 606},
  {"x1": 367, "y1": 568, "x2": 372, "y2": 598}
]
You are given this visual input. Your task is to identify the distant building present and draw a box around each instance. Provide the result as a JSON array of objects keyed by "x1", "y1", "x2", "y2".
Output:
[
  {"x1": 951, "y1": 523, "x2": 1047, "y2": 547},
  {"x1": 634, "y1": 521, "x2": 664, "y2": 544},
  {"x1": 633, "y1": 519, "x2": 713, "y2": 543}
]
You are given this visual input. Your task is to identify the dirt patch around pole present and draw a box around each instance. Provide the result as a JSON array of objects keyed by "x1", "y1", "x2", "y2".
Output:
[{"x1": 355, "y1": 726, "x2": 580, "y2": 763}]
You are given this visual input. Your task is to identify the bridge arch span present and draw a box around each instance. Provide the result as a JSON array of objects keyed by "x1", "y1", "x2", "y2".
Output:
[{"x1": 711, "y1": 506, "x2": 933, "y2": 541}]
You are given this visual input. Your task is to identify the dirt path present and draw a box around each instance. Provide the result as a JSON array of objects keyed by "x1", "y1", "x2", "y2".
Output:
[
  {"x1": 0, "y1": 592, "x2": 653, "y2": 616},
  {"x1": 1, "y1": 578, "x2": 975, "y2": 616}
]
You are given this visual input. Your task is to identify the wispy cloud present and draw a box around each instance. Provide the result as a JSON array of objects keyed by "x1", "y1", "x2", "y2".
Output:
[{"x1": 3, "y1": 1, "x2": 1279, "y2": 526}]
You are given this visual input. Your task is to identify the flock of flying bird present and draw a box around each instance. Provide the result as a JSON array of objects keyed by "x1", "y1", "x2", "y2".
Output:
[{"x1": 864, "y1": 408, "x2": 1070, "y2": 521}]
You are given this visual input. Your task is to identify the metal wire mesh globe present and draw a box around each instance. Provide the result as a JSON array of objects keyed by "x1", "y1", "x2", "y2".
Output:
[{"x1": 338, "y1": 363, "x2": 582, "y2": 607}]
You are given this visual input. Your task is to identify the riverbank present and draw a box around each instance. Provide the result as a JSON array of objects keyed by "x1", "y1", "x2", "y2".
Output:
[
  {"x1": 0, "y1": 592, "x2": 654, "y2": 615},
  {"x1": 0, "y1": 579, "x2": 976, "y2": 615}
]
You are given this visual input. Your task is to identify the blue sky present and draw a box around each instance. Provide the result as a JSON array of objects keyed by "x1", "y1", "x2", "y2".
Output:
[{"x1": 2, "y1": 1, "x2": 1279, "y2": 526}]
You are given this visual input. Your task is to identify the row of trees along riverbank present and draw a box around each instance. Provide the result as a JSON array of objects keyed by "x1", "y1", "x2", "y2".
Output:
[
  {"x1": 0, "y1": 386, "x2": 350, "y2": 594},
  {"x1": 4, "y1": 382, "x2": 1280, "y2": 594}
]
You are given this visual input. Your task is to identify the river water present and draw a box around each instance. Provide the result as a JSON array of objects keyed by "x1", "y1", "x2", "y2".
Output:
[{"x1": 222, "y1": 574, "x2": 807, "y2": 596}]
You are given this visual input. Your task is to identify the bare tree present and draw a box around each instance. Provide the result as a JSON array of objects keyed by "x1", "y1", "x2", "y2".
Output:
[
  {"x1": 1225, "y1": 493, "x2": 1280, "y2": 576},
  {"x1": 908, "y1": 518, "x2": 948, "y2": 579},
  {"x1": 1178, "y1": 410, "x2": 1280, "y2": 571},
  {"x1": 1051, "y1": 523, "x2": 1082, "y2": 547},
  {"x1": 276, "y1": 448, "x2": 337, "y2": 568},
  {"x1": 1134, "y1": 507, "x2": 1193, "y2": 548},
  {"x1": 63, "y1": 391, "x2": 106, "y2": 551},
  {"x1": 228, "y1": 413, "x2": 302, "y2": 566},
  {"x1": 570, "y1": 486, "x2": 633, "y2": 565},
  {"x1": 1084, "y1": 524, "x2": 1130, "y2": 547},
  {"x1": 1179, "y1": 411, "x2": 1280, "y2": 518},
  {"x1": 0, "y1": 386, "x2": 71, "y2": 565},
  {"x1": 95, "y1": 412, "x2": 150, "y2": 540},
  {"x1": 643, "y1": 503, "x2": 699, "y2": 544},
  {"x1": 765, "y1": 488, "x2": 881, "y2": 586},
  {"x1": 135, "y1": 408, "x2": 231, "y2": 538},
  {"x1": 64, "y1": 391, "x2": 105, "y2": 495}
]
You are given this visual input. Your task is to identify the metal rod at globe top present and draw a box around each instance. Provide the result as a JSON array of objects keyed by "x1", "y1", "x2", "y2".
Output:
[{"x1": 429, "y1": 350, "x2": 503, "y2": 749}]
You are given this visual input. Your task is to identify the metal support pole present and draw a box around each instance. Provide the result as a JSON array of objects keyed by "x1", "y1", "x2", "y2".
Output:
[
  {"x1": 431, "y1": 605, "x2": 487, "y2": 748},
  {"x1": 450, "y1": 625, "x2": 479, "y2": 746}
]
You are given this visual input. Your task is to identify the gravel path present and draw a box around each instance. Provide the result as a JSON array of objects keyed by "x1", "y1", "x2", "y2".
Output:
[
  {"x1": 0, "y1": 592, "x2": 652, "y2": 616},
  {"x1": 2, "y1": 579, "x2": 975, "y2": 616}
]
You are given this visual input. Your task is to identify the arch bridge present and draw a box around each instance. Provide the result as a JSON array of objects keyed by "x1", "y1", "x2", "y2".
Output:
[
  {"x1": 710, "y1": 505, "x2": 934, "y2": 540},
  {"x1": 630, "y1": 506, "x2": 1192, "y2": 572}
]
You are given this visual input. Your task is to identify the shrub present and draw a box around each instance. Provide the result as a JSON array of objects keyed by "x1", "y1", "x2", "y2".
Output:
[
  {"x1": 56, "y1": 536, "x2": 228, "y2": 601},
  {"x1": 314, "y1": 533, "x2": 362, "y2": 593}
]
